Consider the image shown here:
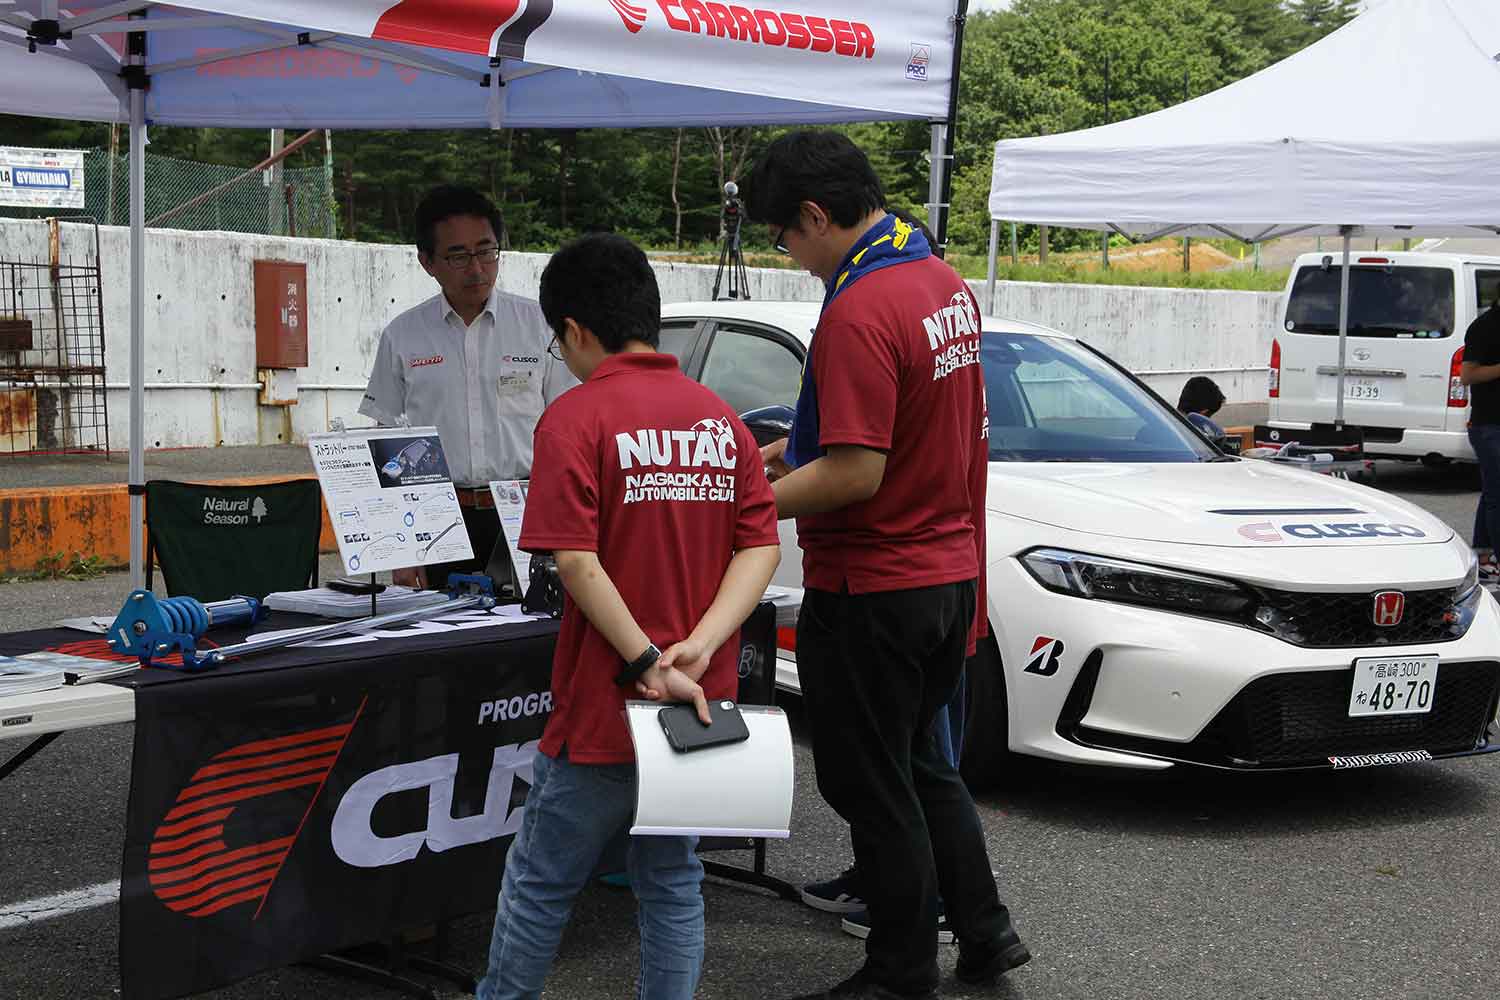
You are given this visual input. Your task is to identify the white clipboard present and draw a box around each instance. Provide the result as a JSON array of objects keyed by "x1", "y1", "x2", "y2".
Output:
[{"x1": 625, "y1": 701, "x2": 793, "y2": 839}]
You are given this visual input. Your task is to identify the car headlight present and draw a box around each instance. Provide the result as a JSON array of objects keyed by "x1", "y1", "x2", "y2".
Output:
[{"x1": 1021, "y1": 548, "x2": 1255, "y2": 619}]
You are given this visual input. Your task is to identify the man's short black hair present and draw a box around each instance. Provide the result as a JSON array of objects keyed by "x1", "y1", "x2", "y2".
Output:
[
  {"x1": 1177, "y1": 376, "x2": 1226, "y2": 416},
  {"x1": 743, "y1": 130, "x2": 885, "y2": 229},
  {"x1": 539, "y1": 234, "x2": 660, "y2": 353},
  {"x1": 415, "y1": 185, "x2": 504, "y2": 256}
]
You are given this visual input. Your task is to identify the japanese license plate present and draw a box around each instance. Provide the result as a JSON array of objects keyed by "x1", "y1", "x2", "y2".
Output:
[
  {"x1": 1344, "y1": 379, "x2": 1380, "y2": 400},
  {"x1": 1348, "y1": 656, "x2": 1438, "y2": 717}
]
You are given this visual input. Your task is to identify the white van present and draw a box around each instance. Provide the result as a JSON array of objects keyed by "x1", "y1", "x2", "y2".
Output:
[{"x1": 1267, "y1": 251, "x2": 1500, "y2": 463}]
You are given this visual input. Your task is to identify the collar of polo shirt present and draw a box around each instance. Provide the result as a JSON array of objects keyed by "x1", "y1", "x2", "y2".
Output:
[{"x1": 439, "y1": 284, "x2": 501, "y2": 326}]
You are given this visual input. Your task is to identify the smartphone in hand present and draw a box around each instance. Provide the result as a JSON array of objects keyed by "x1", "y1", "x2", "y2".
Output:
[{"x1": 658, "y1": 700, "x2": 750, "y2": 753}]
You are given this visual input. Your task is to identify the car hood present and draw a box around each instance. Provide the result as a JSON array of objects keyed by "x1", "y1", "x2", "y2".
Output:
[{"x1": 986, "y1": 460, "x2": 1454, "y2": 547}]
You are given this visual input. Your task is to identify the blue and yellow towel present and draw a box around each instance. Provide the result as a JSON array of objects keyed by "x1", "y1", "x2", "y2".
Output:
[{"x1": 784, "y1": 212, "x2": 931, "y2": 469}]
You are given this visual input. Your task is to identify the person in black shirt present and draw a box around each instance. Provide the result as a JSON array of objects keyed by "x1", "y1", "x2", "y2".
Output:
[
  {"x1": 1177, "y1": 376, "x2": 1227, "y2": 440},
  {"x1": 1460, "y1": 294, "x2": 1500, "y2": 582}
]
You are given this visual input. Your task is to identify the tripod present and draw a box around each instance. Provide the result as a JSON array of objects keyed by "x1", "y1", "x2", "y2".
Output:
[{"x1": 711, "y1": 182, "x2": 751, "y2": 301}]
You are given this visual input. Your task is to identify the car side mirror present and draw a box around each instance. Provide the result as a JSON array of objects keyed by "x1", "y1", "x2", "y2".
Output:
[{"x1": 739, "y1": 404, "x2": 795, "y2": 448}]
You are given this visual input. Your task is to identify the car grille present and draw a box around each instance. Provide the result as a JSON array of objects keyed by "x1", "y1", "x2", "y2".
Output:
[
  {"x1": 1252, "y1": 585, "x2": 1466, "y2": 648},
  {"x1": 1068, "y1": 660, "x2": 1500, "y2": 769},
  {"x1": 1195, "y1": 661, "x2": 1500, "y2": 766}
]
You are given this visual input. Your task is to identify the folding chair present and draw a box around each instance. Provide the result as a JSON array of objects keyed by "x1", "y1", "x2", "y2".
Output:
[{"x1": 144, "y1": 479, "x2": 323, "y2": 602}]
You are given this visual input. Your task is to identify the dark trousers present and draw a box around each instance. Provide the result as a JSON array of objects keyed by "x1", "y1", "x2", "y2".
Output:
[
  {"x1": 1471, "y1": 423, "x2": 1500, "y2": 551},
  {"x1": 797, "y1": 581, "x2": 1012, "y2": 996},
  {"x1": 425, "y1": 504, "x2": 500, "y2": 590}
]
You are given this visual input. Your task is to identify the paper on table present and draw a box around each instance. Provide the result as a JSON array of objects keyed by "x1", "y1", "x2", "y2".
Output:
[
  {"x1": 263, "y1": 585, "x2": 450, "y2": 619},
  {"x1": 625, "y1": 701, "x2": 793, "y2": 839},
  {"x1": 54, "y1": 616, "x2": 115, "y2": 634}
]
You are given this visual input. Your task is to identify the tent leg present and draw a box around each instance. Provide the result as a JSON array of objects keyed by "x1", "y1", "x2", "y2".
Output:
[
  {"x1": 1335, "y1": 227, "x2": 1353, "y2": 429},
  {"x1": 1010, "y1": 222, "x2": 1018, "y2": 265},
  {"x1": 128, "y1": 80, "x2": 146, "y2": 588},
  {"x1": 985, "y1": 220, "x2": 999, "y2": 314}
]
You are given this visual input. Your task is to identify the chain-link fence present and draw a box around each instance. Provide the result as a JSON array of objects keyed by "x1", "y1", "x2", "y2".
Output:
[{"x1": 0, "y1": 149, "x2": 335, "y2": 238}]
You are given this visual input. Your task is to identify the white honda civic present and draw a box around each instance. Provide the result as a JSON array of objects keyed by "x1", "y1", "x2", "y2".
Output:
[{"x1": 661, "y1": 300, "x2": 1500, "y2": 780}]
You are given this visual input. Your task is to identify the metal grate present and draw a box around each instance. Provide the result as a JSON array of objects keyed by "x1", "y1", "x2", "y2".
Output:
[
  {"x1": 0, "y1": 220, "x2": 108, "y2": 456},
  {"x1": 1197, "y1": 661, "x2": 1500, "y2": 766},
  {"x1": 1255, "y1": 586, "x2": 1466, "y2": 648}
]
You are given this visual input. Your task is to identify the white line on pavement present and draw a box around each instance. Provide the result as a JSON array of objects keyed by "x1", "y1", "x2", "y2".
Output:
[{"x1": 0, "y1": 880, "x2": 119, "y2": 931}]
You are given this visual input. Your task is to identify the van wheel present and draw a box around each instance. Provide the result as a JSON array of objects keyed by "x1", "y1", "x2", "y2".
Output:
[
  {"x1": 1421, "y1": 454, "x2": 1451, "y2": 469},
  {"x1": 959, "y1": 634, "x2": 1011, "y2": 789}
]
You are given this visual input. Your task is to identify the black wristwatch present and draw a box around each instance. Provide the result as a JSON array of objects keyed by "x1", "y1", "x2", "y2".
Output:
[{"x1": 616, "y1": 642, "x2": 662, "y2": 687}]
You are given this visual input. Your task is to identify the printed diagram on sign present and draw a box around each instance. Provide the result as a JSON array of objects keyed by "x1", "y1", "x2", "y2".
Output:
[
  {"x1": 347, "y1": 532, "x2": 407, "y2": 573},
  {"x1": 417, "y1": 519, "x2": 464, "y2": 562},
  {"x1": 308, "y1": 427, "x2": 472, "y2": 577}
]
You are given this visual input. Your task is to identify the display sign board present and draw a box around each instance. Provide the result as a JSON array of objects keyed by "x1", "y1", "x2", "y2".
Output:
[
  {"x1": 308, "y1": 426, "x2": 473, "y2": 575},
  {"x1": 488, "y1": 479, "x2": 530, "y2": 590},
  {"x1": 0, "y1": 146, "x2": 85, "y2": 209}
]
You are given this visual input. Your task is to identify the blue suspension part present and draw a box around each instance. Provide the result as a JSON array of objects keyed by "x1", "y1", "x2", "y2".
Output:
[{"x1": 106, "y1": 590, "x2": 264, "y2": 670}]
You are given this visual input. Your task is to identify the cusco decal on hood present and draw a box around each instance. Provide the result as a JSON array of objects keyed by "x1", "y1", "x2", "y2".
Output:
[{"x1": 985, "y1": 461, "x2": 1451, "y2": 547}]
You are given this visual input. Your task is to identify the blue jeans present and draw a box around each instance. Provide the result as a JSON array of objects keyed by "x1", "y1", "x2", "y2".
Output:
[
  {"x1": 1471, "y1": 423, "x2": 1500, "y2": 551},
  {"x1": 476, "y1": 750, "x2": 704, "y2": 1000}
]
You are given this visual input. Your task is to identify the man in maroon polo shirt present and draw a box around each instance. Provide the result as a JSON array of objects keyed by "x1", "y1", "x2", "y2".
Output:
[
  {"x1": 746, "y1": 131, "x2": 1028, "y2": 1000},
  {"x1": 475, "y1": 233, "x2": 780, "y2": 1000}
]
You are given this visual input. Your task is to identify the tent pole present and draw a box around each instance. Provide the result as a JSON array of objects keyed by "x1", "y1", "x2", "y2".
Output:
[
  {"x1": 930, "y1": 0, "x2": 969, "y2": 255},
  {"x1": 128, "y1": 49, "x2": 146, "y2": 587},
  {"x1": 1009, "y1": 222, "x2": 1018, "y2": 265},
  {"x1": 985, "y1": 219, "x2": 999, "y2": 313},
  {"x1": 1334, "y1": 226, "x2": 1353, "y2": 429},
  {"x1": 927, "y1": 122, "x2": 945, "y2": 247}
]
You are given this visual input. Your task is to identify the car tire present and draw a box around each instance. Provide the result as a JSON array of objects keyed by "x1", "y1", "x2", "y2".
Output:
[{"x1": 959, "y1": 633, "x2": 1010, "y2": 789}]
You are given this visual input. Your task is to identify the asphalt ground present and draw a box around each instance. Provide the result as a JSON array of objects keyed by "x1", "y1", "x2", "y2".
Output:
[{"x1": 1, "y1": 459, "x2": 1496, "y2": 1000}]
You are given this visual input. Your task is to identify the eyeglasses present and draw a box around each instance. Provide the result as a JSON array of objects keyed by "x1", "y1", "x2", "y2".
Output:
[
  {"x1": 773, "y1": 225, "x2": 791, "y2": 255},
  {"x1": 440, "y1": 246, "x2": 502, "y2": 268},
  {"x1": 547, "y1": 337, "x2": 564, "y2": 361}
]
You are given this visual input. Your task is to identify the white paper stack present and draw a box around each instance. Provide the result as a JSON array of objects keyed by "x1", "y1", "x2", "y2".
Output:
[
  {"x1": 761, "y1": 586, "x2": 803, "y2": 629},
  {"x1": 17, "y1": 650, "x2": 139, "y2": 685},
  {"x1": 263, "y1": 585, "x2": 452, "y2": 619},
  {"x1": 0, "y1": 657, "x2": 66, "y2": 697}
]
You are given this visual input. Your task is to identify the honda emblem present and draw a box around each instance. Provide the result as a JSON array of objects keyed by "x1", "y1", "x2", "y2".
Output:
[{"x1": 1372, "y1": 591, "x2": 1405, "y2": 627}]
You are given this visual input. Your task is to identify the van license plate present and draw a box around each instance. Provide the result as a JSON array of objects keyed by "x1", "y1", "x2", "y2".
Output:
[{"x1": 1345, "y1": 379, "x2": 1380, "y2": 400}]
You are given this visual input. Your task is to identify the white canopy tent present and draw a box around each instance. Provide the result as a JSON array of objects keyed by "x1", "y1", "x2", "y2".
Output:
[
  {"x1": 983, "y1": 0, "x2": 1500, "y2": 428},
  {"x1": 0, "y1": 0, "x2": 965, "y2": 585}
]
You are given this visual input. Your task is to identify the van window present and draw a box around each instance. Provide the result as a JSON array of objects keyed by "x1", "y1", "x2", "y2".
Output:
[
  {"x1": 1476, "y1": 270, "x2": 1500, "y2": 315},
  {"x1": 1285, "y1": 265, "x2": 1455, "y2": 338}
]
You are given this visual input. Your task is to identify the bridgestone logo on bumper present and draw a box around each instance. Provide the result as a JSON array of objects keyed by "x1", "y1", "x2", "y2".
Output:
[{"x1": 1327, "y1": 750, "x2": 1433, "y2": 769}]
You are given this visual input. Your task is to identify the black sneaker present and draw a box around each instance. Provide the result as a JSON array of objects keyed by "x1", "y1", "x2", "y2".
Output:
[
  {"x1": 800, "y1": 866, "x2": 865, "y2": 914},
  {"x1": 955, "y1": 929, "x2": 1032, "y2": 986},
  {"x1": 839, "y1": 907, "x2": 954, "y2": 944},
  {"x1": 787, "y1": 970, "x2": 937, "y2": 1000}
]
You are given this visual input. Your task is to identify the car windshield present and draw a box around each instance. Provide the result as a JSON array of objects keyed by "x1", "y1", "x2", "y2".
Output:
[
  {"x1": 1284, "y1": 264, "x2": 1455, "y2": 338},
  {"x1": 981, "y1": 332, "x2": 1220, "y2": 463}
]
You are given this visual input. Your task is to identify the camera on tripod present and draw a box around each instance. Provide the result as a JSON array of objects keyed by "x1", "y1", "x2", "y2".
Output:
[{"x1": 712, "y1": 181, "x2": 750, "y2": 301}]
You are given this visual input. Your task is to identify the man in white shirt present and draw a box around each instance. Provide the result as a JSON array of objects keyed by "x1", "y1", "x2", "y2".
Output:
[{"x1": 360, "y1": 185, "x2": 576, "y2": 588}]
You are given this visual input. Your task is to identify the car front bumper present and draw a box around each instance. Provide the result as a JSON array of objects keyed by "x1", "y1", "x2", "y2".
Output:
[{"x1": 993, "y1": 561, "x2": 1500, "y2": 771}]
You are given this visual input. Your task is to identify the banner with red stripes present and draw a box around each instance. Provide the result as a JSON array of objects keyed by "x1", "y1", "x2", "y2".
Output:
[{"x1": 117, "y1": 620, "x2": 558, "y2": 1000}]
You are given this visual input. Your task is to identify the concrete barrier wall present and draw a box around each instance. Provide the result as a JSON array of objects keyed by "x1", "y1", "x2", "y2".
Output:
[{"x1": 1, "y1": 219, "x2": 1278, "y2": 450}]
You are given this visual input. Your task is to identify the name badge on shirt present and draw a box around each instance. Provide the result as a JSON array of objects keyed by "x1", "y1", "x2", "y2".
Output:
[{"x1": 498, "y1": 356, "x2": 538, "y2": 396}]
